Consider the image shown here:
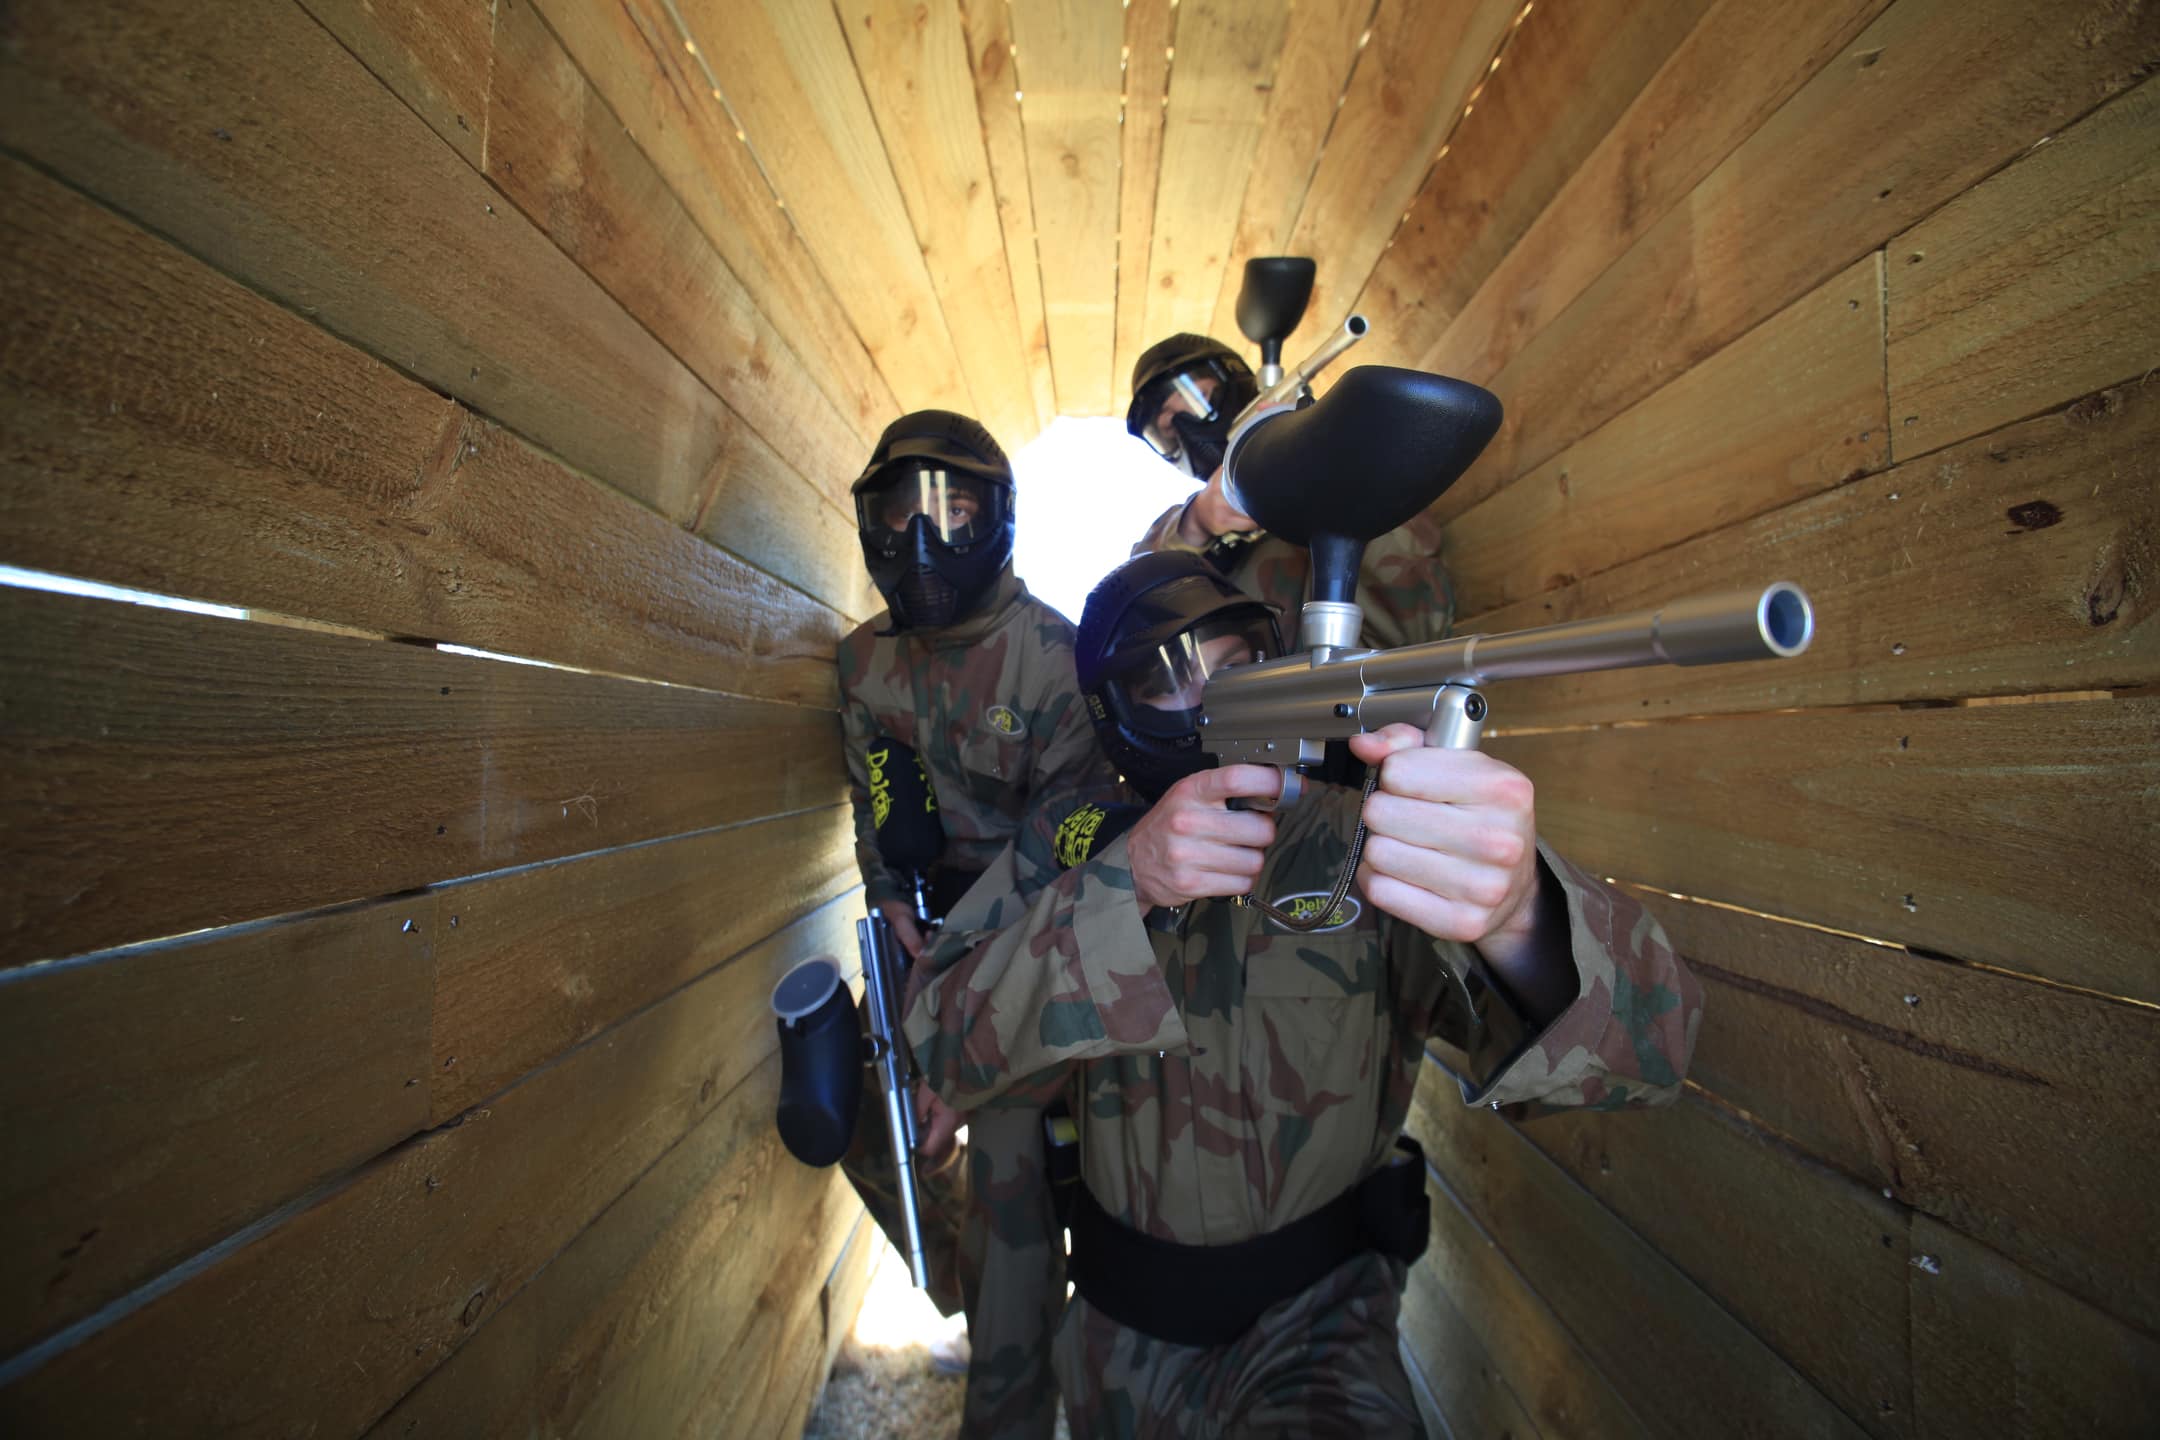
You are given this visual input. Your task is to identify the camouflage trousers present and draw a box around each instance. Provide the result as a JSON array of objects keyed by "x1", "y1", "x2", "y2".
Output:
[
  {"x1": 843, "y1": 1096, "x2": 1065, "y2": 1440},
  {"x1": 1050, "y1": 1253, "x2": 1426, "y2": 1439}
]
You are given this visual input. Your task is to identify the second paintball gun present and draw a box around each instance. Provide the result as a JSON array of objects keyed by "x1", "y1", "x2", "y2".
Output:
[{"x1": 772, "y1": 735, "x2": 945, "y2": 1289}]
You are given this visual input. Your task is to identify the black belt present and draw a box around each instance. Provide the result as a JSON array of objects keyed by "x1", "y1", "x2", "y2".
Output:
[{"x1": 1066, "y1": 1136, "x2": 1431, "y2": 1348}]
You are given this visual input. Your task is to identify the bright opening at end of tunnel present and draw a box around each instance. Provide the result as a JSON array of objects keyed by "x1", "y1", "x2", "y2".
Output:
[{"x1": 1009, "y1": 417, "x2": 1198, "y2": 624}]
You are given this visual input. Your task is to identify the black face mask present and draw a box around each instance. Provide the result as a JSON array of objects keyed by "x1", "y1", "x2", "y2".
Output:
[
  {"x1": 862, "y1": 509, "x2": 1013, "y2": 632},
  {"x1": 1169, "y1": 408, "x2": 1234, "y2": 480}
]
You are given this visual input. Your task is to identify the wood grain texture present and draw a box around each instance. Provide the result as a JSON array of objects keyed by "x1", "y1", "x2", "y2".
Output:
[
  {"x1": 0, "y1": 588, "x2": 841, "y2": 967},
  {"x1": 1010, "y1": 0, "x2": 1126, "y2": 416},
  {"x1": 1139, "y1": 0, "x2": 1294, "y2": 347},
  {"x1": 0, "y1": 898, "x2": 859, "y2": 1435},
  {"x1": 1520, "y1": 1097, "x2": 1913, "y2": 1433},
  {"x1": 840, "y1": 0, "x2": 1041, "y2": 447},
  {"x1": 1355, "y1": 0, "x2": 1712, "y2": 373},
  {"x1": 1888, "y1": 73, "x2": 2160, "y2": 460},
  {"x1": 1204, "y1": 0, "x2": 1375, "y2": 346},
  {"x1": 1112, "y1": 0, "x2": 1175, "y2": 402},
  {"x1": 365, "y1": 1052, "x2": 856, "y2": 1439},
  {"x1": 470, "y1": 0, "x2": 869, "y2": 508},
  {"x1": 1433, "y1": 0, "x2": 2160, "y2": 524},
  {"x1": 1420, "y1": 0, "x2": 1890, "y2": 384},
  {"x1": 0, "y1": 0, "x2": 761, "y2": 529},
  {"x1": 292, "y1": 0, "x2": 495, "y2": 171},
  {"x1": 1909, "y1": 1217, "x2": 2160, "y2": 1439},
  {"x1": 431, "y1": 808, "x2": 858, "y2": 1122},
  {"x1": 1651, "y1": 890, "x2": 2160, "y2": 1336},
  {"x1": 1464, "y1": 378, "x2": 2160, "y2": 726},
  {"x1": 1404, "y1": 1166, "x2": 1649, "y2": 1439},
  {"x1": 302, "y1": 0, "x2": 868, "y2": 505},
  {"x1": 0, "y1": 905, "x2": 433, "y2": 1360},
  {"x1": 0, "y1": 154, "x2": 860, "y2": 678},
  {"x1": 1409, "y1": 1058, "x2": 1870, "y2": 1439},
  {"x1": 675, "y1": 0, "x2": 973, "y2": 420},
  {"x1": 960, "y1": 0, "x2": 1059, "y2": 428},
  {"x1": 530, "y1": 0, "x2": 899, "y2": 448},
  {"x1": 1489, "y1": 698, "x2": 2160, "y2": 999},
  {"x1": 1278, "y1": 0, "x2": 1516, "y2": 359},
  {"x1": 1442, "y1": 253, "x2": 1886, "y2": 616}
]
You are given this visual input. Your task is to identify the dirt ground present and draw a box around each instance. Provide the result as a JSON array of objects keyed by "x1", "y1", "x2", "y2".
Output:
[{"x1": 801, "y1": 1237, "x2": 1069, "y2": 1440}]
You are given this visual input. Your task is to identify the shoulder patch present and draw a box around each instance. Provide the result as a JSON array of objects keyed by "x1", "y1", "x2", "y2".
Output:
[
  {"x1": 1264, "y1": 890, "x2": 1362, "y2": 933},
  {"x1": 984, "y1": 703, "x2": 1027, "y2": 738}
]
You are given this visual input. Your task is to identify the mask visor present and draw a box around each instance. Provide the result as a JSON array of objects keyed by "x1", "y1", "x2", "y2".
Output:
[
  {"x1": 857, "y1": 466, "x2": 1006, "y2": 552},
  {"x1": 1108, "y1": 613, "x2": 1277, "y2": 739}
]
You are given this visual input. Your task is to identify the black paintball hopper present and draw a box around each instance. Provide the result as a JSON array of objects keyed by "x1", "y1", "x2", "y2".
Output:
[{"x1": 1225, "y1": 365, "x2": 1502, "y2": 607}]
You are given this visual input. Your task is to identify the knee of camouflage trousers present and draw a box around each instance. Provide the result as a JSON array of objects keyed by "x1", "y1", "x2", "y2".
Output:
[{"x1": 959, "y1": 1106, "x2": 1067, "y2": 1440}]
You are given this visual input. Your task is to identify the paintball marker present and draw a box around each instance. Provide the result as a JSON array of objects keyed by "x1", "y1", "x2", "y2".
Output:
[
  {"x1": 1197, "y1": 365, "x2": 1814, "y2": 927},
  {"x1": 772, "y1": 735, "x2": 945, "y2": 1289}
]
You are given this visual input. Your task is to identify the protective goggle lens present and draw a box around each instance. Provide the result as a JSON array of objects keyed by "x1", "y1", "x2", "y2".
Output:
[
  {"x1": 1111, "y1": 614, "x2": 1276, "y2": 737},
  {"x1": 857, "y1": 467, "x2": 1003, "y2": 547},
  {"x1": 1138, "y1": 370, "x2": 1224, "y2": 457}
]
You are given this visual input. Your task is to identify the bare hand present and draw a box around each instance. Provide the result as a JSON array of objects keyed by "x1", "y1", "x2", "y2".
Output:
[
  {"x1": 915, "y1": 1082, "x2": 963, "y2": 1164},
  {"x1": 1348, "y1": 726, "x2": 1542, "y2": 948},
  {"x1": 1125, "y1": 764, "x2": 1282, "y2": 909},
  {"x1": 1175, "y1": 465, "x2": 1258, "y2": 545},
  {"x1": 878, "y1": 898, "x2": 926, "y2": 960}
]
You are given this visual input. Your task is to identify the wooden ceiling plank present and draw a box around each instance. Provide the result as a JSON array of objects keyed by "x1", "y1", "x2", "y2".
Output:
[
  {"x1": 1203, "y1": 0, "x2": 1376, "y2": 347},
  {"x1": 0, "y1": 154, "x2": 861, "y2": 685},
  {"x1": 678, "y1": 0, "x2": 974, "y2": 418},
  {"x1": 1138, "y1": 0, "x2": 1295, "y2": 350},
  {"x1": 959, "y1": 0, "x2": 1059, "y2": 429},
  {"x1": 1007, "y1": 0, "x2": 1125, "y2": 416},
  {"x1": 1353, "y1": 0, "x2": 1713, "y2": 372},
  {"x1": 840, "y1": 0, "x2": 1040, "y2": 448},
  {"x1": 1112, "y1": 0, "x2": 1175, "y2": 404},
  {"x1": 0, "y1": 587, "x2": 842, "y2": 969},
  {"x1": 1489, "y1": 697, "x2": 2160, "y2": 999},
  {"x1": 1277, "y1": 0, "x2": 1517, "y2": 360},
  {"x1": 1422, "y1": 0, "x2": 1890, "y2": 387},
  {"x1": 532, "y1": 0, "x2": 900, "y2": 450},
  {"x1": 1457, "y1": 374, "x2": 2159, "y2": 731},
  {"x1": 1433, "y1": 0, "x2": 2160, "y2": 524}
]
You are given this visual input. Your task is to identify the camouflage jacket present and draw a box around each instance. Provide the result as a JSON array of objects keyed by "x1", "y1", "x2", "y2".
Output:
[
  {"x1": 903, "y1": 782, "x2": 1701, "y2": 1246},
  {"x1": 838, "y1": 570, "x2": 1114, "y2": 907},
  {"x1": 1132, "y1": 502, "x2": 1455, "y2": 650}
]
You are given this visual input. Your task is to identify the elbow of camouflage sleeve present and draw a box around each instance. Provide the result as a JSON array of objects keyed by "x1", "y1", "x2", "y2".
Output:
[{"x1": 1463, "y1": 845, "x2": 1703, "y2": 1112}]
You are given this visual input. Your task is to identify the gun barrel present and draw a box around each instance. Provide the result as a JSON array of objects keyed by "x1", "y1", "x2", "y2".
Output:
[
  {"x1": 1252, "y1": 314, "x2": 1368, "y2": 411},
  {"x1": 1199, "y1": 584, "x2": 1812, "y2": 748},
  {"x1": 857, "y1": 916, "x2": 931, "y2": 1289}
]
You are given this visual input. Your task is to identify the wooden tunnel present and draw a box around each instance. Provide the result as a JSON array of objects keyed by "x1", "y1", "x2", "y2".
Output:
[{"x1": 2, "y1": 0, "x2": 2156, "y2": 1434}]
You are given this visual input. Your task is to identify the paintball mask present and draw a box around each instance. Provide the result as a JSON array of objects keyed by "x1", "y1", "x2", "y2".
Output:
[
  {"x1": 1126, "y1": 335, "x2": 1258, "y2": 478},
  {"x1": 852, "y1": 411, "x2": 1015, "y2": 631},
  {"x1": 1076, "y1": 550, "x2": 1282, "y2": 801}
]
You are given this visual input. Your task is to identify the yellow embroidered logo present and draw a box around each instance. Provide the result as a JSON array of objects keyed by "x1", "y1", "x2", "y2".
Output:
[
  {"x1": 985, "y1": 704, "x2": 1026, "y2": 737},
  {"x1": 1054, "y1": 803, "x2": 1110, "y2": 869},
  {"x1": 1266, "y1": 890, "x2": 1362, "y2": 933}
]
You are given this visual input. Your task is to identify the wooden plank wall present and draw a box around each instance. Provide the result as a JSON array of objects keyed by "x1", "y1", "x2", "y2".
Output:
[
  {"x1": 0, "y1": 0, "x2": 879, "y2": 1432},
  {"x1": 1355, "y1": 1, "x2": 2160, "y2": 1436}
]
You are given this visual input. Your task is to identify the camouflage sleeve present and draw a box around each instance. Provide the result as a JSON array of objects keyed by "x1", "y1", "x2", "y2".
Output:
[
  {"x1": 902, "y1": 833, "x2": 1187, "y2": 1111},
  {"x1": 1354, "y1": 515, "x2": 1456, "y2": 651},
  {"x1": 1130, "y1": 499, "x2": 1205, "y2": 558},
  {"x1": 1461, "y1": 844, "x2": 1702, "y2": 1111},
  {"x1": 838, "y1": 662, "x2": 905, "y2": 909}
]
